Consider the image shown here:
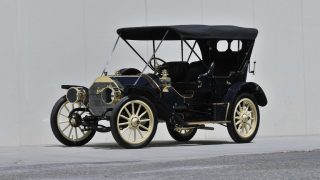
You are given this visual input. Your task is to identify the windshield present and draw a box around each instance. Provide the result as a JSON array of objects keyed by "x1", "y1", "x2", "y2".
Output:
[{"x1": 103, "y1": 38, "x2": 203, "y2": 75}]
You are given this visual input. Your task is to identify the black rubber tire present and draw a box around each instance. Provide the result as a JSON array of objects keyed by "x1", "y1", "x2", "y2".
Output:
[
  {"x1": 110, "y1": 96, "x2": 158, "y2": 149},
  {"x1": 50, "y1": 96, "x2": 96, "y2": 146},
  {"x1": 227, "y1": 93, "x2": 260, "y2": 143},
  {"x1": 167, "y1": 123, "x2": 197, "y2": 142}
]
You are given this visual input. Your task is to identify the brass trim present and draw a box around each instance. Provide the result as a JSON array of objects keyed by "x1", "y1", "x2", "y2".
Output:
[
  {"x1": 94, "y1": 75, "x2": 114, "y2": 83},
  {"x1": 170, "y1": 86, "x2": 194, "y2": 99},
  {"x1": 91, "y1": 75, "x2": 122, "y2": 105},
  {"x1": 66, "y1": 87, "x2": 86, "y2": 104},
  {"x1": 159, "y1": 69, "x2": 171, "y2": 93},
  {"x1": 99, "y1": 86, "x2": 115, "y2": 105}
]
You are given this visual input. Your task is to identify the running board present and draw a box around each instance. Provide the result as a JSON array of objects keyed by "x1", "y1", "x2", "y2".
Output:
[
  {"x1": 175, "y1": 125, "x2": 215, "y2": 131},
  {"x1": 197, "y1": 126, "x2": 215, "y2": 130},
  {"x1": 186, "y1": 121, "x2": 231, "y2": 125}
]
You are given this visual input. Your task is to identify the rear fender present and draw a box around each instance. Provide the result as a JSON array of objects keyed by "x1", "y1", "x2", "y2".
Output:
[{"x1": 224, "y1": 82, "x2": 267, "y2": 106}]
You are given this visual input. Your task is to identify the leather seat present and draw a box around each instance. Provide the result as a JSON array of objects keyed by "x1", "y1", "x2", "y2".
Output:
[
  {"x1": 173, "y1": 61, "x2": 207, "y2": 91},
  {"x1": 159, "y1": 61, "x2": 189, "y2": 82},
  {"x1": 186, "y1": 61, "x2": 207, "y2": 81},
  {"x1": 160, "y1": 61, "x2": 208, "y2": 92}
]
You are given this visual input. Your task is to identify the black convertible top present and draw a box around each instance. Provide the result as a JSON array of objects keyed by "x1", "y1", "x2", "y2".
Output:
[{"x1": 117, "y1": 25, "x2": 258, "y2": 40}]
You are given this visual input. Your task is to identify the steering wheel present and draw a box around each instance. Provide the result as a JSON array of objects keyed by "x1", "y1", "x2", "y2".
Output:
[{"x1": 149, "y1": 57, "x2": 166, "y2": 73}]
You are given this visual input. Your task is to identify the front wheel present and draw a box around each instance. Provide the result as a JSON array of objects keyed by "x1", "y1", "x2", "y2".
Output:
[
  {"x1": 50, "y1": 96, "x2": 96, "y2": 146},
  {"x1": 110, "y1": 96, "x2": 158, "y2": 149},
  {"x1": 227, "y1": 93, "x2": 260, "y2": 143}
]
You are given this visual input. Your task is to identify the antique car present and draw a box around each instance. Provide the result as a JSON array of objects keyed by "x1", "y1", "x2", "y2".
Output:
[{"x1": 51, "y1": 25, "x2": 267, "y2": 148}]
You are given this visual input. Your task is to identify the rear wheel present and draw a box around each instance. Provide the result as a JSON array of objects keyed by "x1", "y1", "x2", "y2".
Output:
[
  {"x1": 227, "y1": 93, "x2": 260, "y2": 143},
  {"x1": 110, "y1": 96, "x2": 158, "y2": 149},
  {"x1": 50, "y1": 96, "x2": 96, "y2": 146},
  {"x1": 167, "y1": 123, "x2": 197, "y2": 142}
]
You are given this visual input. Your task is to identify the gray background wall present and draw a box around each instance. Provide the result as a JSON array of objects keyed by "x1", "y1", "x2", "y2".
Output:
[{"x1": 1, "y1": 0, "x2": 319, "y2": 146}]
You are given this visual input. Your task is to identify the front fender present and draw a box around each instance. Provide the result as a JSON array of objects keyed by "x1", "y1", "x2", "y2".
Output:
[
  {"x1": 123, "y1": 85, "x2": 160, "y2": 100},
  {"x1": 123, "y1": 85, "x2": 172, "y2": 121},
  {"x1": 61, "y1": 84, "x2": 88, "y2": 90},
  {"x1": 224, "y1": 82, "x2": 267, "y2": 106}
]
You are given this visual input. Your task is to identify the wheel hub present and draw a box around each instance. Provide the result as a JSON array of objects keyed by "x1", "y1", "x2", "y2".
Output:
[
  {"x1": 69, "y1": 113, "x2": 82, "y2": 127},
  {"x1": 241, "y1": 114, "x2": 248, "y2": 122},
  {"x1": 130, "y1": 116, "x2": 140, "y2": 127}
]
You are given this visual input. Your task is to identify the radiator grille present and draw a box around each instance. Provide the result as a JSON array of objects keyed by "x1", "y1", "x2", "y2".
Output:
[{"x1": 88, "y1": 82, "x2": 115, "y2": 116}]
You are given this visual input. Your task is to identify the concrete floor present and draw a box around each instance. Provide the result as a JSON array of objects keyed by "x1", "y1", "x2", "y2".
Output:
[{"x1": 1, "y1": 135, "x2": 320, "y2": 179}]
